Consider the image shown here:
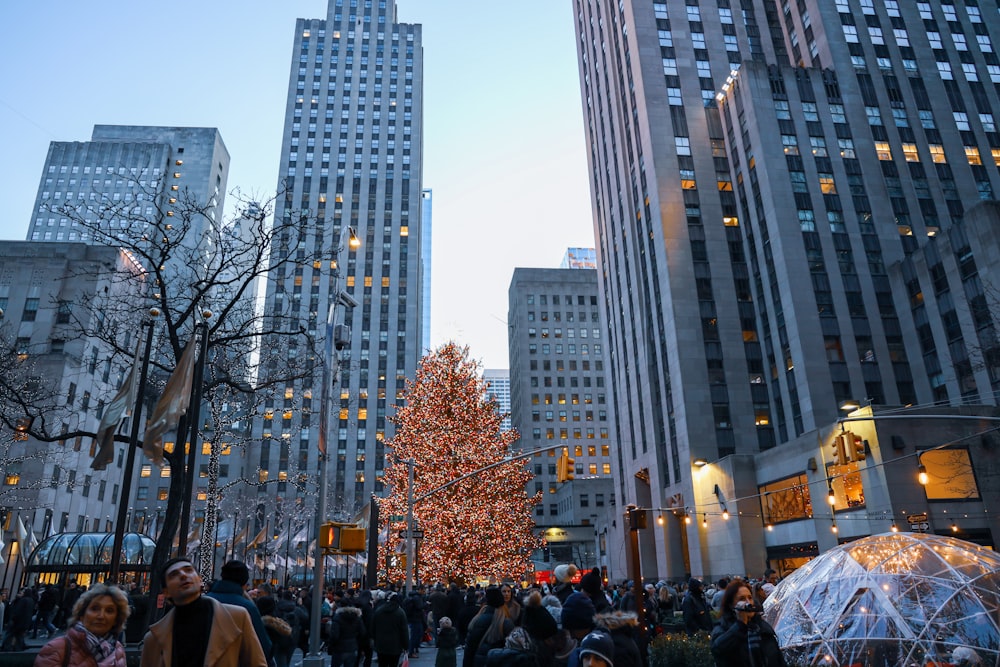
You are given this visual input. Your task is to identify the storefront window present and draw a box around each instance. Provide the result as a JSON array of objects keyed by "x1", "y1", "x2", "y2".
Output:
[{"x1": 759, "y1": 473, "x2": 813, "y2": 524}]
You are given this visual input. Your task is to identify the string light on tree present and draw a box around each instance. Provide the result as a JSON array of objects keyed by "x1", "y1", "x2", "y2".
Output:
[{"x1": 378, "y1": 343, "x2": 540, "y2": 584}]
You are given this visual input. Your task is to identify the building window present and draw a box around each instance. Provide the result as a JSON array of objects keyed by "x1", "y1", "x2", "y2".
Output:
[
  {"x1": 759, "y1": 473, "x2": 813, "y2": 524},
  {"x1": 919, "y1": 448, "x2": 980, "y2": 500}
]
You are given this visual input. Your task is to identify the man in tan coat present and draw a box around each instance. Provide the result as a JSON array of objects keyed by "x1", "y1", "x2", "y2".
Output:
[{"x1": 141, "y1": 558, "x2": 268, "y2": 667}]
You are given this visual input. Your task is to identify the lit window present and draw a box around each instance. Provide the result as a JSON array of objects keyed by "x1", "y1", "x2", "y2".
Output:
[
  {"x1": 141, "y1": 465, "x2": 152, "y2": 478},
  {"x1": 400, "y1": 226, "x2": 408, "y2": 236},
  {"x1": 919, "y1": 449, "x2": 980, "y2": 500},
  {"x1": 382, "y1": 277, "x2": 390, "y2": 287},
  {"x1": 902, "y1": 144, "x2": 920, "y2": 162},
  {"x1": 991, "y1": 149, "x2": 1000, "y2": 166},
  {"x1": 929, "y1": 145, "x2": 947, "y2": 163},
  {"x1": 875, "y1": 142, "x2": 893, "y2": 161},
  {"x1": 364, "y1": 276, "x2": 373, "y2": 287},
  {"x1": 160, "y1": 467, "x2": 171, "y2": 477},
  {"x1": 966, "y1": 147, "x2": 982, "y2": 165},
  {"x1": 173, "y1": 172, "x2": 181, "y2": 178},
  {"x1": 259, "y1": 470, "x2": 269, "y2": 482}
]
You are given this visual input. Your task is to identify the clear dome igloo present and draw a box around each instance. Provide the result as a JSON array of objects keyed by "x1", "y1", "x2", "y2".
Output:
[{"x1": 763, "y1": 532, "x2": 1000, "y2": 666}]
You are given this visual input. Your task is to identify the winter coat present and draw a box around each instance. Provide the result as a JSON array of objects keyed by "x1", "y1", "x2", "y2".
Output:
[
  {"x1": 595, "y1": 611, "x2": 643, "y2": 667},
  {"x1": 34, "y1": 626, "x2": 127, "y2": 667},
  {"x1": 464, "y1": 608, "x2": 514, "y2": 667},
  {"x1": 273, "y1": 598, "x2": 307, "y2": 647},
  {"x1": 370, "y1": 598, "x2": 408, "y2": 656},
  {"x1": 435, "y1": 626, "x2": 459, "y2": 667},
  {"x1": 140, "y1": 596, "x2": 269, "y2": 667},
  {"x1": 681, "y1": 590, "x2": 714, "y2": 635},
  {"x1": 206, "y1": 579, "x2": 273, "y2": 658},
  {"x1": 711, "y1": 614, "x2": 787, "y2": 667},
  {"x1": 403, "y1": 592, "x2": 427, "y2": 625},
  {"x1": 262, "y1": 614, "x2": 295, "y2": 656},
  {"x1": 327, "y1": 606, "x2": 367, "y2": 656},
  {"x1": 7, "y1": 595, "x2": 35, "y2": 633}
]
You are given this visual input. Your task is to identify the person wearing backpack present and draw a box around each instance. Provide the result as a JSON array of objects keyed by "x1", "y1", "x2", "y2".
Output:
[{"x1": 272, "y1": 590, "x2": 307, "y2": 667}]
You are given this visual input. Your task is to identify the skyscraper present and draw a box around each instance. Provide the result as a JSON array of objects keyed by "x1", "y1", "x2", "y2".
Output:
[
  {"x1": 573, "y1": 1, "x2": 1000, "y2": 577},
  {"x1": 254, "y1": 0, "x2": 424, "y2": 518}
]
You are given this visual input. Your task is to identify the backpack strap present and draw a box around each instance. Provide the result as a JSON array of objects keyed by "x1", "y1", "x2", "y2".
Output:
[{"x1": 62, "y1": 636, "x2": 71, "y2": 667}]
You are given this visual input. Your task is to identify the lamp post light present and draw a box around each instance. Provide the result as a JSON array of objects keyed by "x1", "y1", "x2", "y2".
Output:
[{"x1": 304, "y1": 225, "x2": 359, "y2": 667}]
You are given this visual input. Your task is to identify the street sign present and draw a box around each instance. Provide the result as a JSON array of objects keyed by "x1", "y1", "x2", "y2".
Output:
[
  {"x1": 912, "y1": 522, "x2": 929, "y2": 532},
  {"x1": 398, "y1": 529, "x2": 425, "y2": 539},
  {"x1": 907, "y1": 513, "x2": 928, "y2": 523}
]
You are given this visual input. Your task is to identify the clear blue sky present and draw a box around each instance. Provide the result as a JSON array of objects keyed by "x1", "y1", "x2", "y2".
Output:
[{"x1": 0, "y1": 1, "x2": 595, "y2": 370}]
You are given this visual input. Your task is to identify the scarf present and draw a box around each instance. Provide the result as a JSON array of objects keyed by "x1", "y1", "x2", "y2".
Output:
[{"x1": 75, "y1": 621, "x2": 118, "y2": 661}]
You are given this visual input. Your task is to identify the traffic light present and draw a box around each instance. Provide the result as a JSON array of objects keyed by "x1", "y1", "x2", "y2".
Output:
[
  {"x1": 848, "y1": 433, "x2": 866, "y2": 461},
  {"x1": 318, "y1": 522, "x2": 367, "y2": 552},
  {"x1": 832, "y1": 435, "x2": 847, "y2": 465},
  {"x1": 556, "y1": 450, "x2": 575, "y2": 483},
  {"x1": 318, "y1": 522, "x2": 340, "y2": 549}
]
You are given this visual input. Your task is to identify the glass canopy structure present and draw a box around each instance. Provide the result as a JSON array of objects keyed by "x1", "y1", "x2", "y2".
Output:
[
  {"x1": 764, "y1": 532, "x2": 1000, "y2": 666},
  {"x1": 25, "y1": 532, "x2": 155, "y2": 586}
]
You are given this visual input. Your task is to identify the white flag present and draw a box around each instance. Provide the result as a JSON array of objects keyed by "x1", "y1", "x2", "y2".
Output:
[
  {"x1": 16, "y1": 516, "x2": 37, "y2": 563},
  {"x1": 93, "y1": 335, "x2": 143, "y2": 470},
  {"x1": 144, "y1": 335, "x2": 198, "y2": 467}
]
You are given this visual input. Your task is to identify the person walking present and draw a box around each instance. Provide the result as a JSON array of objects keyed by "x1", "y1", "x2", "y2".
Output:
[
  {"x1": 463, "y1": 587, "x2": 514, "y2": 667},
  {"x1": 370, "y1": 592, "x2": 408, "y2": 667},
  {"x1": 34, "y1": 584, "x2": 129, "y2": 667},
  {"x1": 256, "y1": 596, "x2": 293, "y2": 667},
  {"x1": 681, "y1": 578, "x2": 713, "y2": 636},
  {"x1": 435, "y1": 617, "x2": 459, "y2": 667},
  {"x1": 2, "y1": 588, "x2": 35, "y2": 652},
  {"x1": 140, "y1": 557, "x2": 268, "y2": 667},
  {"x1": 327, "y1": 602, "x2": 366, "y2": 667},
  {"x1": 711, "y1": 580, "x2": 786, "y2": 667}
]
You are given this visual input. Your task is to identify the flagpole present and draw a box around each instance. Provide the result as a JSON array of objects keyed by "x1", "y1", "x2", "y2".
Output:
[
  {"x1": 284, "y1": 516, "x2": 292, "y2": 588},
  {"x1": 109, "y1": 314, "x2": 157, "y2": 583},
  {"x1": 179, "y1": 319, "x2": 210, "y2": 556}
]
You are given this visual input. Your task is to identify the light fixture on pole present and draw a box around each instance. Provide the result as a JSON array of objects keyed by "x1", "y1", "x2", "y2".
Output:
[{"x1": 305, "y1": 225, "x2": 359, "y2": 667}]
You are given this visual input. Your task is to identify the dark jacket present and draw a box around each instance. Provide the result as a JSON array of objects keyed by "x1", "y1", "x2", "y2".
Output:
[
  {"x1": 435, "y1": 626, "x2": 459, "y2": 667},
  {"x1": 206, "y1": 578, "x2": 273, "y2": 657},
  {"x1": 464, "y1": 608, "x2": 514, "y2": 667},
  {"x1": 595, "y1": 611, "x2": 643, "y2": 667},
  {"x1": 710, "y1": 614, "x2": 786, "y2": 667},
  {"x1": 403, "y1": 592, "x2": 427, "y2": 624},
  {"x1": 371, "y1": 596, "x2": 409, "y2": 655},
  {"x1": 681, "y1": 589, "x2": 713, "y2": 635},
  {"x1": 274, "y1": 597, "x2": 308, "y2": 647},
  {"x1": 328, "y1": 605, "x2": 367, "y2": 656},
  {"x1": 7, "y1": 594, "x2": 34, "y2": 633}
]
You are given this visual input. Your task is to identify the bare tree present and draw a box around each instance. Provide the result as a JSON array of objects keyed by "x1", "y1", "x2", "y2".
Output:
[{"x1": 0, "y1": 175, "x2": 334, "y2": 606}]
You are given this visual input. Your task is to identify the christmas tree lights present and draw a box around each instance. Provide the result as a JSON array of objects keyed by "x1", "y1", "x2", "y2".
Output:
[{"x1": 378, "y1": 343, "x2": 540, "y2": 584}]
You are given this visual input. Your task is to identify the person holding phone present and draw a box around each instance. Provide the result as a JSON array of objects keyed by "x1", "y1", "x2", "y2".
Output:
[{"x1": 710, "y1": 580, "x2": 786, "y2": 667}]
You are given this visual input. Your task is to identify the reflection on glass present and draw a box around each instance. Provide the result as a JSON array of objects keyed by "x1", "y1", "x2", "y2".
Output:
[
  {"x1": 758, "y1": 473, "x2": 813, "y2": 524},
  {"x1": 827, "y1": 461, "x2": 865, "y2": 510},
  {"x1": 920, "y1": 448, "x2": 980, "y2": 500},
  {"x1": 765, "y1": 533, "x2": 1000, "y2": 667}
]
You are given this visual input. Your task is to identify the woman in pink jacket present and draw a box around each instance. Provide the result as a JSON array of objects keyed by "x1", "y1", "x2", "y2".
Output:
[{"x1": 34, "y1": 583, "x2": 129, "y2": 667}]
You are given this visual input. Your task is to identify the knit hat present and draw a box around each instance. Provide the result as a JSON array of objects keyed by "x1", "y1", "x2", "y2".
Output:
[
  {"x1": 521, "y1": 595, "x2": 559, "y2": 640},
  {"x1": 580, "y1": 630, "x2": 615, "y2": 666},
  {"x1": 541, "y1": 594, "x2": 563, "y2": 626},
  {"x1": 560, "y1": 592, "x2": 596, "y2": 631},
  {"x1": 554, "y1": 563, "x2": 579, "y2": 583},
  {"x1": 484, "y1": 586, "x2": 505, "y2": 608},
  {"x1": 580, "y1": 568, "x2": 602, "y2": 596},
  {"x1": 221, "y1": 560, "x2": 250, "y2": 586},
  {"x1": 257, "y1": 596, "x2": 276, "y2": 616},
  {"x1": 688, "y1": 577, "x2": 703, "y2": 590}
]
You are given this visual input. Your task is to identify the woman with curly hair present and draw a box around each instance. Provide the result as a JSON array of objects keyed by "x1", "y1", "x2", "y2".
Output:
[
  {"x1": 711, "y1": 580, "x2": 786, "y2": 667},
  {"x1": 34, "y1": 583, "x2": 129, "y2": 667}
]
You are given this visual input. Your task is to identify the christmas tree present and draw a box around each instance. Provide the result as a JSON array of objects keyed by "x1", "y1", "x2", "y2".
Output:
[{"x1": 378, "y1": 343, "x2": 540, "y2": 584}]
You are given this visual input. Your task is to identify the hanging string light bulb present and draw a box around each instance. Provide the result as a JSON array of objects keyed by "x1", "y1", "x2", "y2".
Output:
[
  {"x1": 952, "y1": 522, "x2": 959, "y2": 533},
  {"x1": 684, "y1": 513, "x2": 692, "y2": 525},
  {"x1": 918, "y1": 462, "x2": 929, "y2": 485},
  {"x1": 657, "y1": 513, "x2": 664, "y2": 526},
  {"x1": 722, "y1": 508, "x2": 730, "y2": 521},
  {"x1": 891, "y1": 523, "x2": 899, "y2": 533},
  {"x1": 831, "y1": 521, "x2": 839, "y2": 534},
  {"x1": 827, "y1": 486, "x2": 836, "y2": 506},
  {"x1": 702, "y1": 514, "x2": 708, "y2": 528}
]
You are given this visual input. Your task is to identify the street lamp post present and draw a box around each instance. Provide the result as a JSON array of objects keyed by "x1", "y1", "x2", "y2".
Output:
[
  {"x1": 304, "y1": 225, "x2": 359, "y2": 667},
  {"x1": 109, "y1": 310, "x2": 158, "y2": 583}
]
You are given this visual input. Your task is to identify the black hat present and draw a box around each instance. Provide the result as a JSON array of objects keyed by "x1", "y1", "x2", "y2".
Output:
[
  {"x1": 521, "y1": 604, "x2": 558, "y2": 640},
  {"x1": 688, "y1": 577, "x2": 703, "y2": 590},
  {"x1": 560, "y1": 592, "x2": 596, "y2": 631},
  {"x1": 580, "y1": 568, "x2": 602, "y2": 596},
  {"x1": 257, "y1": 596, "x2": 276, "y2": 616},
  {"x1": 221, "y1": 560, "x2": 250, "y2": 586},
  {"x1": 484, "y1": 586, "x2": 505, "y2": 608},
  {"x1": 580, "y1": 631, "x2": 615, "y2": 666}
]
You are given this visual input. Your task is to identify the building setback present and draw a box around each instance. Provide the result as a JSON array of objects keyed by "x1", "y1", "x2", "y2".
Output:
[
  {"x1": 573, "y1": 0, "x2": 1000, "y2": 579},
  {"x1": 253, "y1": 0, "x2": 425, "y2": 519}
]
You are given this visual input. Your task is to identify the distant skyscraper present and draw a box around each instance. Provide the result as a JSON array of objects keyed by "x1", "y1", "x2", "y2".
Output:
[
  {"x1": 483, "y1": 369, "x2": 511, "y2": 433},
  {"x1": 574, "y1": 0, "x2": 1000, "y2": 578},
  {"x1": 560, "y1": 248, "x2": 597, "y2": 269},
  {"x1": 27, "y1": 125, "x2": 229, "y2": 246},
  {"x1": 254, "y1": 0, "x2": 424, "y2": 517},
  {"x1": 421, "y1": 188, "x2": 432, "y2": 355},
  {"x1": 507, "y1": 267, "x2": 613, "y2": 524}
]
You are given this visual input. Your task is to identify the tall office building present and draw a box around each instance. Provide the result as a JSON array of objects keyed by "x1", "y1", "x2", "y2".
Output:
[
  {"x1": 254, "y1": 0, "x2": 424, "y2": 518},
  {"x1": 507, "y1": 267, "x2": 614, "y2": 524},
  {"x1": 421, "y1": 188, "x2": 432, "y2": 355},
  {"x1": 573, "y1": 1, "x2": 1000, "y2": 577},
  {"x1": 27, "y1": 125, "x2": 229, "y2": 247},
  {"x1": 483, "y1": 369, "x2": 512, "y2": 433}
]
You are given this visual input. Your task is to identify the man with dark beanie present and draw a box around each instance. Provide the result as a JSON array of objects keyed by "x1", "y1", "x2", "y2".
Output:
[
  {"x1": 140, "y1": 557, "x2": 268, "y2": 667},
  {"x1": 579, "y1": 568, "x2": 611, "y2": 613},
  {"x1": 207, "y1": 560, "x2": 273, "y2": 660}
]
